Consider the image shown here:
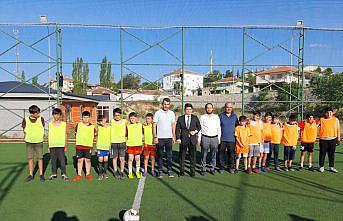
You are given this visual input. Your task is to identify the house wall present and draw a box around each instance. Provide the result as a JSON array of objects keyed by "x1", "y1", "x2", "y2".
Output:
[{"x1": 0, "y1": 99, "x2": 54, "y2": 138}]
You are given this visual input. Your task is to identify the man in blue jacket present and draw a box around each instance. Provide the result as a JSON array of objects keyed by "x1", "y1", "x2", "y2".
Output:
[{"x1": 218, "y1": 102, "x2": 239, "y2": 173}]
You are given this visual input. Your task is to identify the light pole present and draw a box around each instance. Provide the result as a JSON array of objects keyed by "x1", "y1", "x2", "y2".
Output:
[{"x1": 40, "y1": 15, "x2": 52, "y2": 116}]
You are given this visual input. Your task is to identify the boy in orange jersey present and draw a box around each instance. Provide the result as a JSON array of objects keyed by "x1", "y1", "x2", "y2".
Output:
[
  {"x1": 261, "y1": 112, "x2": 272, "y2": 172},
  {"x1": 270, "y1": 114, "x2": 283, "y2": 171},
  {"x1": 234, "y1": 116, "x2": 251, "y2": 174},
  {"x1": 282, "y1": 114, "x2": 300, "y2": 171},
  {"x1": 298, "y1": 113, "x2": 319, "y2": 172},
  {"x1": 318, "y1": 107, "x2": 340, "y2": 173},
  {"x1": 247, "y1": 111, "x2": 263, "y2": 174},
  {"x1": 143, "y1": 113, "x2": 156, "y2": 177}
]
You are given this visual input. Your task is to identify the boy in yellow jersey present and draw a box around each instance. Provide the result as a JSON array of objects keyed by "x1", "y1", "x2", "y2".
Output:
[
  {"x1": 234, "y1": 116, "x2": 251, "y2": 173},
  {"x1": 96, "y1": 115, "x2": 111, "y2": 180},
  {"x1": 22, "y1": 105, "x2": 45, "y2": 182},
  {"x1": 261, "y1": 112, "x2": 272, "y2": 172},
  {"x1": 126, "y1": 112, "x2": 143, "y2": 179},
  {"x1": 270, "y1": 114, "x2": 283, "y2": 171},
  {"x1": 282, "y1": 114, "x2": 300, "y2": 171},
  {"x1": 298, "y1": 113, "x2": 319, "y2": 171},
  {"x1": 72, "y1": 111, "x2": 96, "y2": 181},
  {"x1": 48, "y1": 108, "x2": 68, "y2": 181},
  {"x1": 318, "y1": 107, "x2": 341, "y2": 173},
  {"x1": 247, "y1": 111, "x2": 263, "y2": 174},
  {"x1": 110, "y1": 108, "x2": 126, "y2": 179},
  {"x1": 143, "y1": 113, "x2": 156, "y2": 177}
]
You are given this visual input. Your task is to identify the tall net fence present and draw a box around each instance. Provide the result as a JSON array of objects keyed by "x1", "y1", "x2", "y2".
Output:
[{"x1": 0, "y1": 23, "x2": 342, "y2": 138}]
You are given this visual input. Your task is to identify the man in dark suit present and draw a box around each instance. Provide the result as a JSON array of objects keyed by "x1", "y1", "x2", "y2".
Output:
[{"x1": 176, "y1": 103, "x2": 201, "y2": 177}]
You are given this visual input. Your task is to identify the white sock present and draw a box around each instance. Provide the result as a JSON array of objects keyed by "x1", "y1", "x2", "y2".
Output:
[
  {"x1": 300, "y1": 163, "x2": 303, "y2": 167},
  {"x1": 309, "y1": 163, "x2": 312, "y2": 168},
  {"x1": 129, "y1": 166, "x2": 132, "y2": 174},
  {"x1": 136, "y1": 166, "x2": 140, "y2": 173}
]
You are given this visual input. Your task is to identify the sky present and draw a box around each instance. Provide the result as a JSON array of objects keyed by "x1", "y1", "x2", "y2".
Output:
[{"x1": 0, "y1": 0, "x2": 342, "y2": 84}]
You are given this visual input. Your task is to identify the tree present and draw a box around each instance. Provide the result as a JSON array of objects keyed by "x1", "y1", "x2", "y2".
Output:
[
  {"x1": 72, "y1": 57, "x2": 89, "y2": 95},
  {"x1": 122, "y1": 73, "x2": 141, "y2": 89},
  {"x1": 311, "y1": 73, "x2": 343, "y2": 104},
  {"x1": 246, "y1": 72, "x2": 256, "y2": 92},
  {"x1": 276, "y1": 82, "x2": 297, "y2": 111},
  {"x1": 21, "y1": 71, "x2": 26, "y2": 82},
  {"x1": 204, "y1": 70, "x2": 222, "y2": 87},
  {"x1": 224, "y1": 70, "x2": 233, "y2": 78},
  {"x1": 323, "y1": 67, "x2": 333, "y2": 75},
  {"x1": 32, "y1": 75, "x2": 38, "y2": 86},
  {"x1": 140, "y1": 81, "x2": 161, "y2": 90},
  {"x1": 99, "y1": 56, "x2": 114, "y2": 89}
]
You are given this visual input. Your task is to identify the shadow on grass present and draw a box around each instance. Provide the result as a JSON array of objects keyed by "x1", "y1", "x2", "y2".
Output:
[
  {"x1": 51, "y1": 211, "x2": 79, "y2": 221},
  {"x1": 33, "y1": 153, "x2": 50, "y2": 176},
  {"x1": 158, "y1": 178, "x2": 218, "y2": 221},
  {"x1": 269, "y1": 171, "x2": 343, "y2": 196},
  {"x1": 0, "y1": 162, "x2": 26, "y2": 205},
  {"x1": 289, "y1": 214, "x2": 316, "y2": 221},
  {"x1": 185, "y1": 216, "x2": 211, "y2": 221}
]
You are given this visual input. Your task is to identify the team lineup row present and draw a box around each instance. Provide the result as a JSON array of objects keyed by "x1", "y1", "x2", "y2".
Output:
[{"x1": 21, "y1": 98, "x2": 341, "y2": 182}]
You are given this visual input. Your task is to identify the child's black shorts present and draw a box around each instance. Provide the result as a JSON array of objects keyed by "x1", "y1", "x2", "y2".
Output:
[
  {"x1": 76, "y1": 149, "x2": 92, "y2": 159},
  {"x1": 301, "y1": 143, "x2": 314, "y2": 152}
]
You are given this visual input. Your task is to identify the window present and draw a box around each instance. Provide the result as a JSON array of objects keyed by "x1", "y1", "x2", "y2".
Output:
[
  {"x1": 65, "y1": 104, "x2": 71, "y2": 123},
  {"x1": 97, "y1": 106, "x2": 110, "y2": 122}
]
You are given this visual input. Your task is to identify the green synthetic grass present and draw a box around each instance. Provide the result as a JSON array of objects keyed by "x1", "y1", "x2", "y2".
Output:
[{"x1": 0, "y1": 143, "x2": 342, "y2": 221}]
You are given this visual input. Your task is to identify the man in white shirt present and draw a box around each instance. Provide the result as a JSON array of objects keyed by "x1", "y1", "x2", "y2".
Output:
[
  {"x1": 198, "y1": 103, "x2": 221, "y2": 176},
  {"x1": 153, "y1": 97, "x2": 176, "y2": 178}
]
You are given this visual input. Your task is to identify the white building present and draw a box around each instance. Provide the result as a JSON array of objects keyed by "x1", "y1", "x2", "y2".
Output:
[
  {"x1": 163, "y1": 69, "x2": 203, "y2": 96},
  {"x1": 119, "y1": 89, "x2": 163, "y2": 102},
  {"x1": 212, "y1": 77, "x2": 249, "y2": 94},
  {"x1": 50, "y1": 77, "x2": 74, "y2": 93},
  {"x1": 254, "y1": 66, "x2": 312, "y2": 92}
]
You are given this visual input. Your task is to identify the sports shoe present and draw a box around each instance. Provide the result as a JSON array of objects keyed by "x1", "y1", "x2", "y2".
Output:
[
  {"x1": 115, "y1": 171, "x2": 121, "y2": 179},
  {"x1": 265, "y1": 167, "x2": 270, "y2": 172},
  {"x1": 284, "y1": 167, "x2": 289, "y2": 172},
  {"x1": 119, "y1": 172, "x2": 125, "y2": 180},
  {"x1": 85, "y1": 174, "x2": 93, "y2": 181},
  {"x1": 308, "y1": 167, "x2": 315, "y2": 172},
  {"x1": 228, "y1": 169, "x2": 234, "y2": 174},
  {"x1": 275, "y1": 167, "x2": 281, "y2": 171},
  {"x1": 329, "y1": 167, "x2": 338, "y2": 173},
  {"x1": 298, "y1": 166, "x2": 303, "y2": 170},
  {"x1": 40, "y1": 175, "x2": 45, "y2": 182},
  {"x1": 167, "y1": 171, "x2": 174, "y2": 178},
  {"x1": 142, "y1": 172, "x2": 146, "y2": 177},
  {"x1": 61, "y1": 174, "x2": 69, "y2": 181},
  {"x1": 128, "y1": 173, "x2": 134, "y2": 179},
  {"x1": 136, "y1": 172, "x2": 142, "y2": 179},
  {"x1": 289, "y1": 167, "x2": 295, "y2": 172},
  {"x1": 25, "y1": 175, "x2": 34, "y2": 182},
  {"x1": 151, "y1": 171, "x2": 156, "y2": 177},
  {"x1": 72, "y1": 175, "x2": 82, "y2": 181},
  {"x1": 48, "y1": 175, "x2": 57, "y2": 180},
  {"x1": 319, "y1": 167, "x2": 325, "y2": 173},
  {"x1": 209, "y1": 170, "x2": 215, "y2": 175},
  {"x1": 158, "y1": 171, "x2": 163, "y2": 178},
  {"x1": 262, "y1": 167, "x2": 268, "y2": 172},
  {"x1": 234, "y1": 169, "x2": 239, "y2": 174},
  {"x1": 218, "y1": 169, "x2": 223, "y2": 174},
  {"x1": 103, "y1": 173, "x2": 109, "y2": 179},
  {"x1": 248, "y1": 167, "x2": 252, "y2": 175},
  {"x1": 258, "y1": 167, "x2": 262, "y2": 173},
  {"x1": 200, "y1": 171, "x2": 205, "y2": 176},
  {"x1": 97, "y1": 174, "x2": 103, "y2": 180},
  {"x1": 252, "y1": 168, "x2": 259, "y2": 174}
]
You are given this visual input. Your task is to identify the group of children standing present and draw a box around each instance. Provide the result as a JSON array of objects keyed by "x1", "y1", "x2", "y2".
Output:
[
  {"x1": 234, "y1": 107, "x2": 340, "y2": 174},
  {"x1": 23, "y1": 105, "x2": 156, "y2": 182},
  {"x1": 22, "y1": 104, "x2": 340, "y2": 182}
]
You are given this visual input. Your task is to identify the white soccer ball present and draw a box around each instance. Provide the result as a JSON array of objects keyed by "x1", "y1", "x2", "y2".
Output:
[{"x1": 123, "y1": 209, "x2": 139, "y2": 221}]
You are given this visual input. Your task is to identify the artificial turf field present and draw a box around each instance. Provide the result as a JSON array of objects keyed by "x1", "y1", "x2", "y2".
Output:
[{"x1": 0, "y1": 143, "x2": 342, "y2": 221}]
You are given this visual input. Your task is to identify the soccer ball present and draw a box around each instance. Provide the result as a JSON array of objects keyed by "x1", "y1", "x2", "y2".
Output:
[{"x1": 123, "y1": 209, "x2": 139, "y2": 221}]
